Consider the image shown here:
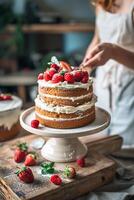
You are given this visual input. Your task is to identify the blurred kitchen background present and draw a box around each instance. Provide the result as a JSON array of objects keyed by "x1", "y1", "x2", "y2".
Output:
[{"x1": 0, "y1": 0, "x2": 95, "y2": 107}]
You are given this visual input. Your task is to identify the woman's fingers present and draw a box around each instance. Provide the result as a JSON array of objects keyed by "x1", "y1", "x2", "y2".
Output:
[
  {"x1": 82, "y1": 58, "x2": 89, "y2": 65},
  {"x1": 89, "y1": 44, "x2": 102, "y2": 58},
  {"x1": 83, "y1": 51, "x2": 104, "y2": 68},
  {"x1": 82, "y1": 44, "x2": 103, "y2": 66},
  {"x1": 81, "y1": 43, "x2": 112, "y2": 70}
]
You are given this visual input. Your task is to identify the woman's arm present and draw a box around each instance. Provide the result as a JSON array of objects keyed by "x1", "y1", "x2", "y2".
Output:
[
  {"x1": 82, "y1": 28, "x2": 100, "y2": 64},
  {"x1": 82, "y1": 6, "x2": 100, "y2": 65},
  {"x1": 82, "y1": 43, "x2": 134, "y2": 70},
  {"x1": 113, "y1": 44, "x2": 134, "y2": 70}
]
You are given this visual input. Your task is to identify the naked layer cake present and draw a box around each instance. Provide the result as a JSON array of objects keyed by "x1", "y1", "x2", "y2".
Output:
[
  {"x1": 0, "y1": 94, "x2": 22, "y2": 141},
  {"x1": 35, "y1": 57, "x2": 97, "y2": 128}
]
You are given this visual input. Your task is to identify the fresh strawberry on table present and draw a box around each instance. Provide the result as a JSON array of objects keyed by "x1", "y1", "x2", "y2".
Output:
[
  {"x1": 76, "y1": 157, "x2": 85, "y2": 167},
  {"x1": 14, "y1": 143, "x2": 28, "y2": 163},
  {"x1": 50, "y1": 174, "x2": 62, "y2": 185},
  {"x1": 16, "y1": 166, "x2": 34, "y2": 183},
  {"x1": 24, "y1": 153, "x2": 37, "y2": 166},
  {"x1": 64, "y1": 166, "x2": 76, "y2": 179}
]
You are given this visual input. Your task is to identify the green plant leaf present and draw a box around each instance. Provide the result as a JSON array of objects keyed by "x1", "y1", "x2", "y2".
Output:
[{"x1": 41, "y1": 162, "x2": 55, "y2": 174}]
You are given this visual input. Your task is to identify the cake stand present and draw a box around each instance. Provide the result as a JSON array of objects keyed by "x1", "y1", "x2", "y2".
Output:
[{"x1": 20, "y1": 107, "x2": 110, "y2": 162}]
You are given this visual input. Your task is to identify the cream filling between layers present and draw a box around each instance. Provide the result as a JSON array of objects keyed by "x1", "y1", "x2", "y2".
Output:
[
  {"x1": 35, "y1": 110, "x2": 95, "y2": 121},
  {"x1": 39, "y1": 91, "x2": 92, "y2": 102},
  {"x1": 35, "y1": 95, "x2": 97, "y2": 114},
  {"x1": 38, "y1": 77, "x2": 93, "y2": 90}
]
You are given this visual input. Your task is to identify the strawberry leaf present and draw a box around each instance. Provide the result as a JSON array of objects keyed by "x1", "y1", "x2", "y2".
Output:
[
  {"x1": 41, "y1": 162, "x2": 54, "y2": 169},
  {"x1": 17, "y1": 143, "x2": 28, "y2": 151},
  {"x1": 41, "y1": 168, "x2": 47, "y2": 175},
  {"x1": 41, "y1": 162, "x2": 55, "y2": 174},
  {"x1": 15, "y1": 166, "x2": 27, "y2": 175},
  {"x1": 49, "y1": 162, "x2": 54, "y2": 168},
  {"x1": 60, "y1": 70, "x2": 67, "y2": 76},
  {"x1": 64, "y1": 166, "x2": 70, "y2": 177},
  {"x1": 41, "y1": 168, "x2": 54, "y2": 175},
  {"x1": 21, "y1": 166, "x2": 27, "y2": 171},
  {"x1": 15, "y1": 170, "x2": 21, "y2": 175}
]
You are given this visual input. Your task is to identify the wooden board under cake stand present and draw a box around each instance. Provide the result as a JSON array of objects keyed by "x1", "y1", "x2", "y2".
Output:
[
  {"x1": 0, "y1": 134, "x2": 122, "y2": 200},
  {"x1": 20, "y1": 107, "x2": 111, "y2": 162}
]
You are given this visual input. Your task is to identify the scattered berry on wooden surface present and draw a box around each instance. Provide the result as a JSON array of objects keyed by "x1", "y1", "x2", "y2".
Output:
[
  {"x1": 50, "y1": 174, "x2": 62, "y2": 185},
  {"x1": 76, "y1": 157, "x2": 85, "y2": 167},
  {"x1": 14, "y1": 143, "x2": 28, "y2": 163},
  {"x1": 64, "y1": 166, "x2": 76, "y2": 179},
  {"x1": 16, "y1": 167, "x2": 34, "y2": 183},
  {"x1": 24, "y1": 153, "x2": 37, "y2": 166}
]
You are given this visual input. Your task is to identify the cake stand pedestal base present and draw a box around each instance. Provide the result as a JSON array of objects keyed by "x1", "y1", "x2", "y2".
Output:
[
  {"x1": 20, "y1": 107, "x2": 111, "y2": 163},
  {"x1": 41, "y1": 137, "x2": 87, "y2": 162}
]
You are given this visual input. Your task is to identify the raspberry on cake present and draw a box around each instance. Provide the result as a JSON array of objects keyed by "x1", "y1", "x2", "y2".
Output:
[{"x1": 35, "y1": 56, "x2": 97, "y2": 129}]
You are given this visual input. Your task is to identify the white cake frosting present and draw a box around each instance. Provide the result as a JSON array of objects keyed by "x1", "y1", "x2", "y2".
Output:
[
  {"x1": 39, "y1": 91, "x2": 92, "y2": 102},
  {"x1": 0, "y1": 96, "x2": 22, "y2": 130},
  {"x1": 35, "y1": 95, "x2": 97, "y2": 114},
  {"x1": 38, "y1": 77, "x2": 93, "y2": 90},
  {"x1": 35, "y1": 110, "x2": 95, "y2": 121}
]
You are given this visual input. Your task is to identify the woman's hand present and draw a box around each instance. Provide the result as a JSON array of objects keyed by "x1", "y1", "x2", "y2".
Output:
[{"x1": 81, "y1": 42, "x2": 114, "y2": 69}]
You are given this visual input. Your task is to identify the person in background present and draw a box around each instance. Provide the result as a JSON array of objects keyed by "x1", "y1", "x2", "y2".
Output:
[{"x1": 81, "y1": 0, "x2": 134, "y2": 145}]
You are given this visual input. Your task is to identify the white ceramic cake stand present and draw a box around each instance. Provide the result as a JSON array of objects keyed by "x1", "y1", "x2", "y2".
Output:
[{"x1": 20, "y1": 107, "x2": 110, "y2": 162}]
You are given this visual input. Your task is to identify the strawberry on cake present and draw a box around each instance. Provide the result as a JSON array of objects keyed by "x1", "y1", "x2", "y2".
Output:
[{"x1": 35, "y1": 56, "x2": 97, "y2": 128}]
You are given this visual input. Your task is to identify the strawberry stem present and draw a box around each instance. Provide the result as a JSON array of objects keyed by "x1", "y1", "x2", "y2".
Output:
[{"x1": 17, "y1": 143, "x2": 28, "y2": 151}]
